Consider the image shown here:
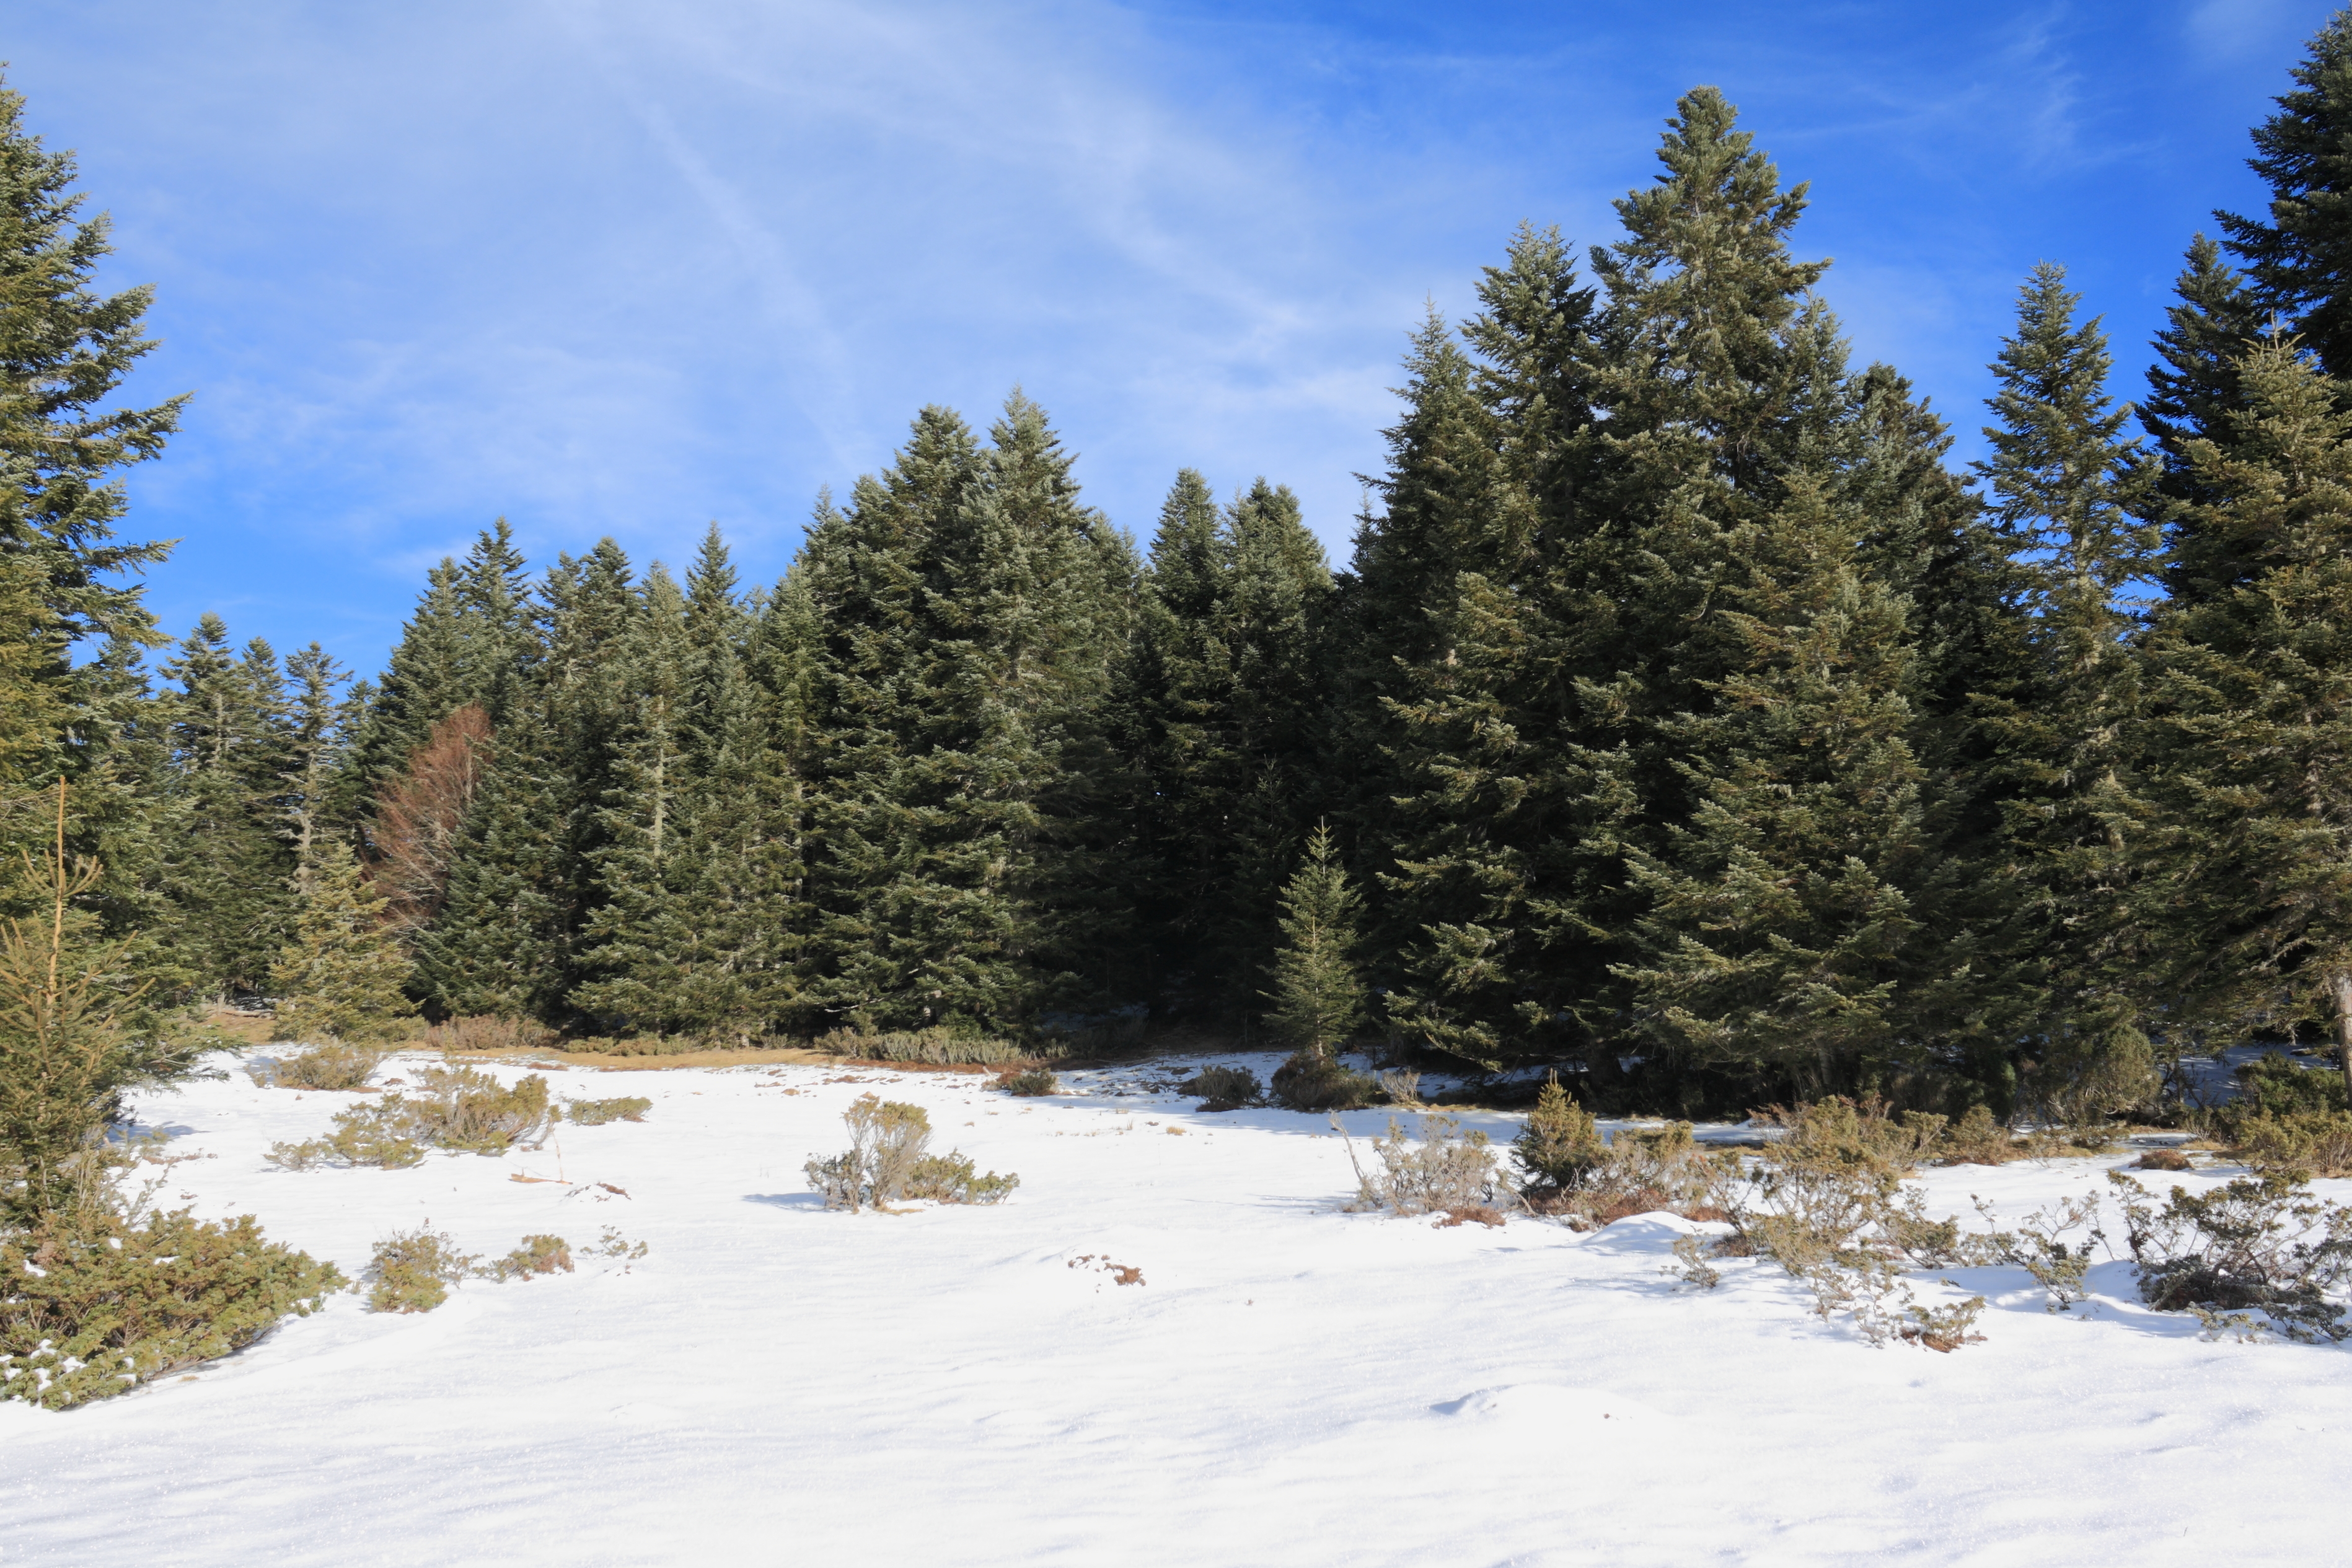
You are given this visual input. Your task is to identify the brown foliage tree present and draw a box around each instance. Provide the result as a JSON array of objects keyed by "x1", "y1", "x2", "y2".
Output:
[{"x1": 371, "y1": 705, "x2": 490, "y2": 938}]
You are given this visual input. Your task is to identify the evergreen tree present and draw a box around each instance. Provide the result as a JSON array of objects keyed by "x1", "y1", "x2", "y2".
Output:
[
  {"x1": 278, "y1": 643, "x2": 348, "y2": 898},
  {"x1": 1121, "y1": 471, "x2": 1332, "y2": 1017},
  {"x1": 1971, "y1": 264, "x2": 2164, "y2": 1116},
  {"x1": 1614, "y1": 470, "x2": 1952, "y2": 1101},
  {"x1": 0, "y1": 75, "x2": 182, "y2": 806},
  {"x1": 157, "y1": 617, "x2": 296, "y2": 997},
  {"x1": 2217, "y1": 11, "x2": 2352, "y2": 377},
  {"x1": 2139, "y1": 332, "x2": 2352, "y2": 1098},
  {"x1": 2142, "y1": 236, "x2": 2267, "y2": 518},
  {"x1": 268, "y1": 837, "x2": 413, "y2": 1042},
  {"x1": 1261, "y1": 822, "x2": 1366, "y2": 1054}
]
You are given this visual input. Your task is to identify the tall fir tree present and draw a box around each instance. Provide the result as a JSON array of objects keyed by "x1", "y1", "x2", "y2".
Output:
[
  {"x1": 2139, "y1": 332, "x2": 2352, "y2": 1096},
  {"x1": 2217, "y1": 11, "x2": 2352, "y2": 378},
  {"x1": 2143, "y1": 236, "x2": 2268, "y2": 518},
  {"x1": 1971, "y1": 263, "x2": 2165, "y2": 1116}
]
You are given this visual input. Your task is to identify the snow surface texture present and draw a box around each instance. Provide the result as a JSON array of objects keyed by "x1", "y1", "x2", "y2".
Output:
[{"x1": 6, "y1": 1051, "x2": 2350, "y2": 1566}]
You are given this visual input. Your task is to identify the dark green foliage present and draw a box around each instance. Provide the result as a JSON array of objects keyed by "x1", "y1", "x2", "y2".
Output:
[
  {"x1": 2217, "y1": 11, "x2": 2352, "y2": 378},
  {"x1": 1120, "y1": 471, "x2": 1332, "y2": 1015},
  {"x1": 1184, "y1": 1064, "x2": 1261, "y2": 1111},
  {"x1": 1510, "y1": 1072, "x2": 1606, "y2": 1194},
  {"x1": 2137, "y1": 335, "x2": 2352, "y2": 1098},
  {"x1": 0, "y1": 1207, "x2": 343, "y2": 1407},
  {"x1": 994, "y1": 1067, "x2": 1058, "y2": 1096},
  {"x1": 1269, "y1": 1050, "x2": 1377, "y2": 1111},
  {"x1": 2143, "y1": 236, "x2": 2267, "y2": 519}
]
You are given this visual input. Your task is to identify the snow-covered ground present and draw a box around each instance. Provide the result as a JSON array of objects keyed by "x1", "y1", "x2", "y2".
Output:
[{"x1": 6, "y1": 1050, "x2": 2350, "y2": 1566}]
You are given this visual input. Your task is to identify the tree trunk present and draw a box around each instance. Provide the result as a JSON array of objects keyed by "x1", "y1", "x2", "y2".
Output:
[{"x1": 2333, "y1": 971, "x2": 2352, "y2": 1104}]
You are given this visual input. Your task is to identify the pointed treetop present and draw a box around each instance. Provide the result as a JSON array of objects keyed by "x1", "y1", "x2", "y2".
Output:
[{"x1": 2216, "y1": 9, "x2": 2352, "y2": 376}]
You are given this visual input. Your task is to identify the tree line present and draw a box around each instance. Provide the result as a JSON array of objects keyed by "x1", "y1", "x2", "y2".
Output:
[{"x1": 16, "y1": 19, "x2": 2352, "y2": 1121}]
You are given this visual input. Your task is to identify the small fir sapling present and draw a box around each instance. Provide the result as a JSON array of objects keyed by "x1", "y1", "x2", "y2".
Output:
[
  {"x1": 267, "y1": 838, "x2": 418, "y2": 1044},
  {"x1": 1262, "y1": 825, "x2": 1378, "y2": 1111},
  {"x1": 1512, "y1": 1072, "x2": 1608, "y2": 1195}
]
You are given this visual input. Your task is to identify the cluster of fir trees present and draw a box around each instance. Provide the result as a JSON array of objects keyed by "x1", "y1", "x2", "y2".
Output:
[{"x1": 34, "y1": 20, "x2": 2352, "y2": 1122}]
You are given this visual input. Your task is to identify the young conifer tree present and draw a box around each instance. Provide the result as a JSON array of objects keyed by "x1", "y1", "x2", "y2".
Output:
[
  {"x1": 2140, "y1": 332, "x2": 2352, "y2": 1098},
  {"x1": 1971, "y1": 265, "x2": 2164, "y2": 1117},
  {"x1": 268, "y1": 837, "x2": 414, "y2": 1042},
  {"x1": 1261, "y1": 823, "x2": 1366, "y2": 1055}
]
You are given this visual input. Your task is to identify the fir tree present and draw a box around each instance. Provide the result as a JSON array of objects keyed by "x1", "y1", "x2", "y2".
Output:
[
  {"x1": 0, "y1": 73, "x2": 182, "y2": 806},
  {"x1": 1971, "y1": 264, "x2": 2164, "y2": 1114},
  {"x1": 2143, "y1": 236, "x2": 2267, "y2": 517},
  {"x1": 2217, "y1": 11, "x2": 2352, "y2": 377},
  {"x1": 1261, "y1": 823, "x2": 1366, "y2": 1055},
  {"x1": 268, "y1": 837, "x2": 413, "y2": 1042},
  {"x1": 278, "y1": 643, "x2": 348, "y2": 899},
  {"x1": 2140, "y1": 332, "x2": 2352, "y2": 1097}
]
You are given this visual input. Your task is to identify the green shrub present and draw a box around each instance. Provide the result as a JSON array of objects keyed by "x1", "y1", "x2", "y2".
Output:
[
  {"x1": 562, "y1": 1095, "x2": 651, "y2": 1126},
  {"x1": 1335, "y1": 1114, "x2": 1499, "y2": 1214},
  {"x1": 1272, "y1": 1049, "x2": 1378, "y2": 1112},
  {"x1": 249, "y1": 1038, "x2": 392, "y2": 1091},
  {"x1": 265, "y1": 1108, "x2": 426, "y2": 1171},
  {"x1": 2109, "y1": 1170, "x2": 2352, "y2": 1342},
  {"x1": 1936, "y1": 1104, "x2": 2032, "y2": 1165},
  {"x1": 1757, "y1": 1095, "x2": 1944, "y2": 1181},
  {"x1": 401, "y1": 1066, "x2": 555, "y2": 1152},
  {"x1": 365, "y1": 1224, "x2": 478, "y2": 1313},
  {"x1": 1512, "y1": 1073, "x2": 1607, "y2": 1195},
  {"x1": 581, "y1": 1225, "x2": 648, "y2": 1261},
  {"x1": 994, "y1": 1068, "x2": 1059, "y2": 1096},
  {"x1": 483, "y1": 1234, "x2": 573, "y2": 1281},
  {"x1": 2229, "y1": 1051, "x2": 2346, "y2": 1124},
  {"x1": 1, "y1": 1208, "x2": 344, "y2": 1408},
  {"x1": 1184, "y1": 1065, "x2": 1261, "y2": 1111},
  {"x1": 2234, "y1": 1111, "x2": 2352, "y2": 1179},
  {"x1": 814, "y1": 1026, "x2": 1029, "y2": 1066},
  {"x1": 904, "y1": 1152, "x2": 1020, "y2": 1205},
  {"x1": 804, "y1": 1095, "x2": 1017, "y2": 1210}
]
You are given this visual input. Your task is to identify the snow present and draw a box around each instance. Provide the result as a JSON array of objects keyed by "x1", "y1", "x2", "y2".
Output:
[{"x1": 5, "y1": 1050, "x2": 2350, "y2": 1566}]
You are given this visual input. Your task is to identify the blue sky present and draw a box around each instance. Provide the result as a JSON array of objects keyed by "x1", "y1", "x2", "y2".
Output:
[{"x1": 11, "y1": 0, "x2": 2340, "y2": 679}]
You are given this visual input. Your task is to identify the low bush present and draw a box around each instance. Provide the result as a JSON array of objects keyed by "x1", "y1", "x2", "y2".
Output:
[
  {"x1": 1512, "y1": 1073, "x2": 1606, "y2": 1195},
  {"x1": 994, "y1": 1068, "x2": 1059, "y2": 1096},
  {"x1": 814, "y1": 1026, "x2": 1030, "y2": 1066},
  {"x1": 365, "y1": 1224, "x2": 478, "y2": 1313},
  {"x1": 2109, "y1": 1170, "x2": 2352, "y2": 1342},
  {"x1": 904, "y1": 1151, "x2": 1020, "y2": 1205},
  {"x1": 1272, "y1": 1049, "x2": 1378, "y2": 1112},
  {"x1": 2232, "y1": 1111, "x2": 2352, "y2": 1180},
  {"x1": 266, "y1": 1067, "x2": 562, "y2": 1168},
  {"x1": 1, "y1": 1208, "x2": 344, "y2": 1408},
  {"x1": 1378, "y1": 1069, "x2": 1424, "y2": 1108},
  {"x1": 2227, "y1": 1051, "x2": 2346, "y2": 1124},
  {"x1": 1184, "y1": 1065, "x2": 1261, "y2": 1111},
  {"x1": 483, "y1": 1234, "x2": 573, "y2": 1282},
  {"x1": 249, "y1": 1038, "x2": 392, "y2": 1091},
  {"x1": 581, "y1": 1225, "x2": 648, "y2": 1261},
  {"x1": 400, "y1": 1066, "x2": 557, "y2": 1152},
  {"x1": 423, "y1": 1015, "x2": 555, "y2": 1054},
  {"x1": 1756, "y1": 1095, "x2": 1944, "y2": 1181},
  {"x1": 1512, "y1": 1076, "x2": 1716, "y2": 1228},
  {"x1": 804, "y1": 1094, "x2": 1018, "y2": 1211},
  {"x1": 2135, "y1": 1147, "x2": 2196, "y2": 1172},
  {"x1": 265, "y1": 1108, "x2": 426, "y2": 1171},
  {"x1": 562, "y1": 1095, "x2": 651, "y2": 1126},
  {"x1": 1336, "y1": 1113, "x2": 1500, "y2": 1215},
  {"x1": 1936, "y1": 1104, "x2": 2034, "y2": 1165}
]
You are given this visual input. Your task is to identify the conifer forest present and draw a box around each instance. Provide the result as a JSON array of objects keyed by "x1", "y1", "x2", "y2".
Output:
[{"x1": 14, "y1": 14, "x2": 2352, "y2": 1546}]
